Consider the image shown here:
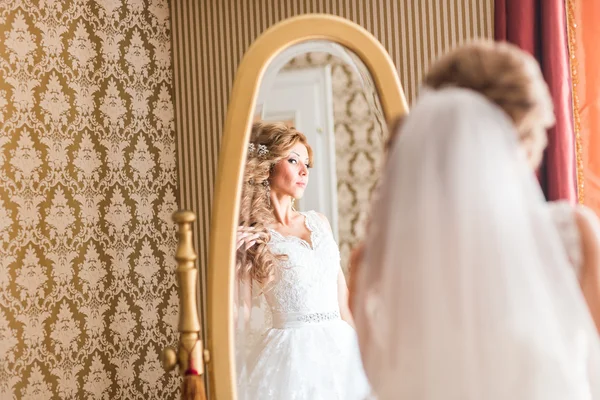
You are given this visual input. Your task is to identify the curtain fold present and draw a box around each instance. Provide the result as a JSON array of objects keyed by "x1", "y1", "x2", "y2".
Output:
[{"x1": 495, "y1": 0, "x2": 577, "y2": 203}]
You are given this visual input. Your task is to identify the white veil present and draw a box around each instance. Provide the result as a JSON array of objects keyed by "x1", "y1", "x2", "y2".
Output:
[{"x1": 353, "y1": 87, "x2": 600, "y2": 399}]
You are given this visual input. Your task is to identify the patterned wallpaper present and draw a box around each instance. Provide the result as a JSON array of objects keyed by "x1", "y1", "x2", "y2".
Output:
[
  {"x1": 283, "y1": 53, "x2": 385, "y2": 273},
  {"x1": 0, "y1": 1, "x2": 180, "y2": 399}
]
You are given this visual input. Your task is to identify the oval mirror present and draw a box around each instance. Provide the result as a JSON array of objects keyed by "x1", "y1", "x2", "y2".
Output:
[{"x1": 208, "y1": 14, "x2": 408, "y2": 400}]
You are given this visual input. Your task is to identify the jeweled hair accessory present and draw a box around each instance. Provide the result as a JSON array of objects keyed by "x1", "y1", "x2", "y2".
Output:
[
  {"x1": 247, "y1": 142, "x2": 269, "y2": 158},
  {"x1": 257, "y1": 144, "x2": 268, "y2": 157}
]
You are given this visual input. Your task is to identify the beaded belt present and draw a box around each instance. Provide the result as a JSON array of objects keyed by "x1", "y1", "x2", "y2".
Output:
[{"x1": 272, "y1": 310, "x2": 341, "y2": 329}]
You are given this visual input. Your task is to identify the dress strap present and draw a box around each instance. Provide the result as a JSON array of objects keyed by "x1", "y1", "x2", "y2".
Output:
[{"x1": 302, "y1": 210, "x2": 320, "y2": 232}]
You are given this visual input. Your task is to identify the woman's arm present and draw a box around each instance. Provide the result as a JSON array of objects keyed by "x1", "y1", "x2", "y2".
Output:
[
  {"x1": 337, "y1": 269, "x2": 356, "y2": 328},
  {"x1": 574, "y1": 206, "x2": 600, "y2": 333},
  {"x1": 314, "y1": 212, "x2": 357, "y2": 327},
  {"x1": 347, "y1": 241, "x2": 365, "y2": 316}
]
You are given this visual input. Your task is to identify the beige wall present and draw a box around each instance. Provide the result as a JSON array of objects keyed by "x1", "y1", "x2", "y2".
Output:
[
  {"x1": 171, "y1": 0, "x2": 494, "y2": 317},
  {"x1": 1, "y1": 1, "x2": 180, "y2": 399}
]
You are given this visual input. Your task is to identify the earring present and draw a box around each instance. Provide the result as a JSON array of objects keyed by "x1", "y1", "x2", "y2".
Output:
[{"x1": 291, "y1": 198, "x2": 295, "y2": 210}]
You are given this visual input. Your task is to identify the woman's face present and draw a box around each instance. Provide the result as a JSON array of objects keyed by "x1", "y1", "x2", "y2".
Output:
[{"x1": 270, "y1": 142, "x2": 310, "y2": 199}]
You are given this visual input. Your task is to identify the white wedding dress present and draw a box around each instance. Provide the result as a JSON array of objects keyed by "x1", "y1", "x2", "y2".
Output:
[{"x1": 237, "y1": 210, "x2": 372, "y2": 400}]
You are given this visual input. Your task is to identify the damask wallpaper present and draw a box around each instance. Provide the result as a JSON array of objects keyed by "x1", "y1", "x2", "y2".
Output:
[
  {"x1": 0, "y1": 1, "x2": 180, "y2": 399},
  {"x1": 284, "y1": 53, "x2": 385, "y2": 273}
]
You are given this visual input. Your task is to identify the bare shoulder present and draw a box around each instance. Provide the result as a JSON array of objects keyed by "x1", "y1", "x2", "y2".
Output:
[
  {"x1": 573, "y1": 205, "x2": 600, "y2": 264},
  {"x1": 573, "y1": 205, "x2": 600, "y2": 237}
]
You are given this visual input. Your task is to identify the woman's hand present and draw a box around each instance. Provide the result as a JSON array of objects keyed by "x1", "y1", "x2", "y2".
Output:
[{"x1": 237, "y1": 226, "x2": 261, "y2": 251}]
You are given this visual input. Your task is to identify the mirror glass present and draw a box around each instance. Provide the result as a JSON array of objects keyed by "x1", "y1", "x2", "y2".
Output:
[{"x1": 234, "y1": 40, "x2": 387, "y2": 400}]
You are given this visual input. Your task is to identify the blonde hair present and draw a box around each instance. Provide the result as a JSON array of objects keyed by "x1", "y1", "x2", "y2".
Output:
[
  {"x1": 237, "y1": 121, "x2": 313, "y2": 285},
  {"x1": 423, "y1": 40, "x2": 555, "y2": 166}
]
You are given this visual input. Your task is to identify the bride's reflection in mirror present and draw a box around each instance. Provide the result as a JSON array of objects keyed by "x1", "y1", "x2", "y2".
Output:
[{"x1": 234, "y1": 42, "x2": 385, "y2": 400}]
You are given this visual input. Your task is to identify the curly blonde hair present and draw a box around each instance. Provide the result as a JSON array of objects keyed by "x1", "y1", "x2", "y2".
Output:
[
  {"x1": 423, "y1": 40, "x2": 555, "y2": 167},
  {"x1": 237, "y1": 121, "x2": 314, "y2": 285}
]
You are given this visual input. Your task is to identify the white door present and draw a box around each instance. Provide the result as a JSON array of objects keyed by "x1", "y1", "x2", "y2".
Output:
[{"x1": 262, "y1": 66, "x2": 339, "y2": 241}]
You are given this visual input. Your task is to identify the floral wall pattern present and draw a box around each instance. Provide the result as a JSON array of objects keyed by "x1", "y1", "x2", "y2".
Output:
[
  {"x1": 284, "y1": 53, "x2": 385, "y2": 273},
  {"x1": 0, "y1": 1, "x2": 180, "y2": 399}
]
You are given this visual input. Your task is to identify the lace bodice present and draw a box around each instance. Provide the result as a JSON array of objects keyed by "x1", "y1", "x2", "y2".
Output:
[
  {"x1": 264, "y1": 211, "x2": 341, "y2": 316},
  {"x1": 548, "y1": 201, "x2": 583, "y2": 278}
]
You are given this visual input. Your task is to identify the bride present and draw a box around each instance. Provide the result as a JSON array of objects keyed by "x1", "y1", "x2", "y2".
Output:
[
  {"x1": 234, "y1": 121, "x2": 371, "y2": 400},
  {"x1": 352, "y1": 41, "x2": 600, "y2": 399}
]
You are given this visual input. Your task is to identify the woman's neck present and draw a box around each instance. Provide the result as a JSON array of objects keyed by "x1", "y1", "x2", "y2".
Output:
[{"x1": 270, "y1": 194, "x2": 295, "y2": 226}]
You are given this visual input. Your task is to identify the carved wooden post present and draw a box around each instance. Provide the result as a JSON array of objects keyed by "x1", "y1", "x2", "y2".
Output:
[{"x1": 162, "y1": 210, "x2": 208, "y2": 399}]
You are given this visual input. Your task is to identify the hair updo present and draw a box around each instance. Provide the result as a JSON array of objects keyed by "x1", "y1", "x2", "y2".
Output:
[{"x1": 423, "y1": 40, "x2": 555, "y2": 167}]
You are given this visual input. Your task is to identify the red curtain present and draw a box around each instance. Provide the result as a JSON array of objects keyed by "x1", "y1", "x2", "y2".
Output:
[{"x1": 495, "y1": 0, "x2": 578, "y2": 203}]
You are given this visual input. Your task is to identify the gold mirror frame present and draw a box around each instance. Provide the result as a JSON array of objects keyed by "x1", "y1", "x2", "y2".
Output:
[{"x1": 207, "y1": 14, "x2": 409, "y2": 400}]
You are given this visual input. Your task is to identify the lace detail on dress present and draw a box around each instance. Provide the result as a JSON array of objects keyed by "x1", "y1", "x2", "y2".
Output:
[
  {"x1": 268, "y1": 213, "x2": 316, "y2": 249},
  {"x1": 548, "y1": 201, "x2": 583, "y2": 278},
  {"x1": 268, "y1": 211, "x2": 327, "y2": 250},
  {"x1": 264, "y1": 211, "x2": 341, "y2": 315}
]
